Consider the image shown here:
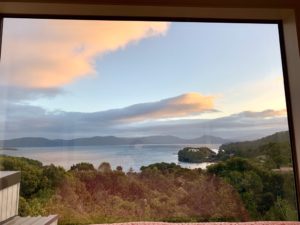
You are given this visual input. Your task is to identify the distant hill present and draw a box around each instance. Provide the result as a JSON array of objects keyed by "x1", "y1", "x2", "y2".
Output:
[
  {"x1": 219, "y1": 131, "x2": 289, "y2": 152},
  {"x1": 218, "y1": 131, "x2": 291, "y2": 160},
  {"x1": 189, "y1": 135, "x2": 230, "y2": 144},
  {"x1": 0, "y1": 135, "x2": 231, "y2": 148}
]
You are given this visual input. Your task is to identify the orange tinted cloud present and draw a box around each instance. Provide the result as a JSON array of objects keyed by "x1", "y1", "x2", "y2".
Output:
[
  {"x1": 0, "y1": 19, "x2": 169, "y2": 88},
  {"x1": 119, "y1": 92, "x2": 217, "y2": 122}
]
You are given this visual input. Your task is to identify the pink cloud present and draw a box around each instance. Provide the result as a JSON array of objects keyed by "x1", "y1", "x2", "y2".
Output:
[
  {"x1": 118, "y1": 92, "x2": 217, "y2": 122},
  {"x1": 0, "y1": 19, "x2": 169, "y2": 88}
]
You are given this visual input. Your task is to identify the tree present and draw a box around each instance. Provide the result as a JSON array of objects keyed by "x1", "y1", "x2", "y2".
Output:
[
  {"x1": 70, "y1": 162, "x2": 95, "y2": 171},
  {"x1": 116, "y1": 166, "x2": 123, "y2": 172},
  {"x1": 0, "y1": 155, "x2": 43, "y2": 197},
  {"x1": 128, "y1": 167, "x2": 134, "y2": 174},
  {"x1": 261, "y1": 142, "x2": 292, "y2": 169},
  {"x1": 207, "y1": 158, "x2": 285, "y2": 219},
  {"x1": 43, "y1": 164, "x2": 66, "y2": 188},
  {"x1": 98, "y1": 162, "x2": 112, "y2": 173}
]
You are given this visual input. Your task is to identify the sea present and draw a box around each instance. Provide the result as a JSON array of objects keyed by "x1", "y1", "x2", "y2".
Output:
[{"x1": 0, "y1": 144, "x2": 220, "y2": 172}]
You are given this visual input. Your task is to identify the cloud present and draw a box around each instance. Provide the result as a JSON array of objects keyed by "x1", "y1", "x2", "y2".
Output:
[
  {"x1": 0, "y1": 92, "x2": 216, "y2": 139},
  {"x1": 47, "y1": 92, "x2": 216, "y2": 122},
  {"x1": 127, "y1": 109, "x2": 289, "y2": 140},
  {"x1": 0, "y1": 86, "x2": 64, "y2": 103},
  {"x1": 0, "y1": 19, "x2": 169, "y2": 88},
  {"x1": 0, "y1": 91, "x2": 288, "y2": 140},
  {"x1": 111, "y1": 92, "x2": 218, "y2": 122},
  {"x1": 231, "y1": 109, "x2": 287, "y2": 118}
]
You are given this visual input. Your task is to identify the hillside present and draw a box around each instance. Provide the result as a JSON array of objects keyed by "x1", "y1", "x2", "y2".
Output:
[
  {"x1": 217, "y1": 131, "x2": 293, "y2": 168},
  {"x1": 0, "y1": 155, "x2": 248, "y2": 223},
  {"x1": 219, "y1": 131, "x2": 289, "y2": 155}
]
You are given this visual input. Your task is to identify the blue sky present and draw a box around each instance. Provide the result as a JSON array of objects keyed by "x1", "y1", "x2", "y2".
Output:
[
  {"x1": 0, "y1": 19, "x2": 289, "y2": 139},
  {"x1": 31, "y1": 22, "x2": 283, "y2": 112}
]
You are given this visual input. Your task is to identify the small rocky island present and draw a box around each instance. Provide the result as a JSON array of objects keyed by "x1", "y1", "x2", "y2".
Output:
[{"x1": 178, "y1": 147, "x2": 217, "y2": 163}]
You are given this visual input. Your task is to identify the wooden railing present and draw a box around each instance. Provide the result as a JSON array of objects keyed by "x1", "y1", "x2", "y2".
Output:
[{"x1": 0, "y1": 171, "x2": 21, "y2": 223}]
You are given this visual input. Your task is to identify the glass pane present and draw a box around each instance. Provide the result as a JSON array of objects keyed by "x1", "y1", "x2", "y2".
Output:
[{"x1": 0, "y1": 18, "x2": 298, "y2": 224}]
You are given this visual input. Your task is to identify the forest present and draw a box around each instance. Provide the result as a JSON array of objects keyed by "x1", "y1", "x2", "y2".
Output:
[{"x1": 0, "y1": 131, "x2": 298, "y2": 225}]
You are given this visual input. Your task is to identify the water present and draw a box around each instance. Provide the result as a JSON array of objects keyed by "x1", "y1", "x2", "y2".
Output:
[{"x1": 0, "y1": 144, "x2": 220, "y2": 171}]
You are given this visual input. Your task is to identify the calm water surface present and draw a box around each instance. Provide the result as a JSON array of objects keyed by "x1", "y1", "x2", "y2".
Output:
[{"x1": 0, "y1": 144, "x2": 220, "y2": 171}]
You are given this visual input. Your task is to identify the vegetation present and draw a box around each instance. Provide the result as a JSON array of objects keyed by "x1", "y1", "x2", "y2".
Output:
[
  {"x1": 0, "y1": 131, "x2": 298, "y2": 224},
  {"x1": 70, "y1": 162, "x2": 95, "y2": 171},
  {"x1": 207, "y1": 158, "x2": 297, "y2": 220},
  {"x1": 0, "y1": 156, "x2": 247, "y2": 225},
  {"x1": 178, "y1": 147, "x2": 216, "y2": 163},
  {"x1": 217, "y1": 131, "x2": 292, "y2": 167}
]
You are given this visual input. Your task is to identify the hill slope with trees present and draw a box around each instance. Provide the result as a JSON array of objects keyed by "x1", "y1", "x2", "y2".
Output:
[{"x1": 217, "y1": 131, "x2": 293, "y2": 168}]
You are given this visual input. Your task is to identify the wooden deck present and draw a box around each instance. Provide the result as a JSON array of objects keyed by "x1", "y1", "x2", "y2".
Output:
[{"x1": 2, "y1": 215, "x2": 58, "y2": 225}]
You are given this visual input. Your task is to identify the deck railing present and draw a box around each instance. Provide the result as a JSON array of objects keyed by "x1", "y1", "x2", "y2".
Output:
[{"x1": 0, "y1": 171, "x2": 20, "y2": 223}]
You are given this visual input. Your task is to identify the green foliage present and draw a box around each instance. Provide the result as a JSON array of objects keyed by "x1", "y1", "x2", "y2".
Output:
[
  {"x1": 42, "y1": 164, "x2": 66, "y2": 188},
  {"x1": 211, "y1": 131, "x2": 298, "y2": 221},
  {"x1": 264, "y1": 198, "x2": 298, "y2": 221},
  {"x1": 0, "y1": 155, "x2": 44, "y2": 197},
  {"x1": 219, "y1": 131, "x2": 290, "y2": 154},
  {"x1": 218, "y1": 131, "x2": 292, "y2": 169},
  {"x1": 19, "y1": 197, "x2": 47, "y2": 216},
  {"x1": 141, "y1": 162, "x2": 185, "y2": 174},
  {"x1": 261, "y1": 142, "x2": 292, "y2": 169},
  {"x1": 0, "y1": 155, "x2": 68, "y2": 217},
  {"x1": 207, "y1": 157, "x2": 296, "y2": 220},
  {"x1": 70, "y1": 162, "x2": 95, "y2": 171},
  {"x1": 178, "y1": 147, "x2": 216, "y2": 163}
]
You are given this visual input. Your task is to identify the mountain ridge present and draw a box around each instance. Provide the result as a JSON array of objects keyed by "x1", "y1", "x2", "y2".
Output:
[{"x1": 0, "y1": 135, "x2": 231, "y2": 148}]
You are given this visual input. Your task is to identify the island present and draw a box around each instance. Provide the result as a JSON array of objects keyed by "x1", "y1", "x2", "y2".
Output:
[{"x1": 178, "y1": 147, "x2": 217, "y2": 163}]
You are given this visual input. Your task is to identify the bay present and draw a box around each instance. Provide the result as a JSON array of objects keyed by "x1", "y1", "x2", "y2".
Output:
[{"x1": 0, "y1": 144, "x2": 220, "y2": 171}]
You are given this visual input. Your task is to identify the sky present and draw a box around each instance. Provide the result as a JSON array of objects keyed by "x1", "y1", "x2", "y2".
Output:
[{"x1": 0, "y1": 18, "x2": 289, "y2": 140}]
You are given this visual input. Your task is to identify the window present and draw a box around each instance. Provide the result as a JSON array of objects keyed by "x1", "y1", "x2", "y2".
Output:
[{"x1": 0, "y1": 17, "x2": 299, "y2": 224}]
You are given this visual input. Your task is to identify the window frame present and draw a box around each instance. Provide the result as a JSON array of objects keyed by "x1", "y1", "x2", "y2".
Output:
[{"x1": 0, "y1": 3, "x2": 300, "y2": 218}]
